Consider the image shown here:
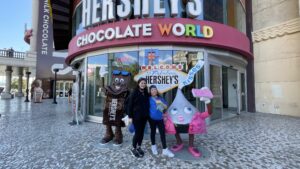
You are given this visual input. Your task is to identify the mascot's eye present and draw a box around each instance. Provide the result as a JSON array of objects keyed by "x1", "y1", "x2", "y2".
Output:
[
  {"x1": 184, "y1": 107, "x2": 192, "y2": 114},
  {"x1": 114, "y1": 78, "x2": 119, "y2": 83},
  {"x1": 170, "y1": 108, "x2": 178, "y2": 115},
  {"x1": 120, "y1": 78, "x2": 124, "y2": 83}
]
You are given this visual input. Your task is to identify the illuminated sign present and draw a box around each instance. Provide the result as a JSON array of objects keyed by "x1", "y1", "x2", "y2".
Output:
[
  {"x1": 134, "y1": 69, "x2": 188, "y2": 93},
  {"x1": 82, "y1": 0, "x2": 203, "y2": 28},
  {"x1": 134, "y1": 51, "x2": 205, "y2": 93},
  {"x1": 140, "y1": 64, "x2": 184, "y2": 71},
  {"x1": 76, "y1": 22, "x2": 213, "y2": 48},
  {"x1": 67, "y1": 18, "x2": 253, "y2": 65}
]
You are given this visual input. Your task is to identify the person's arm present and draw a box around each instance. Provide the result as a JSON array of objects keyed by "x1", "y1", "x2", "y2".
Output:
[
  {"x1": 127, "y1": 91, "x2": 135, "y2": 119},
  {"x1": 160, "y1": 97, "x2": 168, "y2": 110}
]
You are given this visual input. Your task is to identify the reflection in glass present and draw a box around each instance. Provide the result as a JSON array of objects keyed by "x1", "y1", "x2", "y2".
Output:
[
  {"x1": 111, "y1": 51, "x2": 139, "y2": 89},
  {"x1": 87, "y1": 54, "x2": 108, "y2": 117},
  {"x1": 204, "y1": 0, "x2": 227, "y2": 24},
  {"x1": 172, "y1": 51, "x2": 204, "y2": 111},
  {"x1": 139, "y1": 50, "x2": 172, "y2": 66},
  {"x1": 72, "y1": 3, "x2": 85, "y2": 36}
]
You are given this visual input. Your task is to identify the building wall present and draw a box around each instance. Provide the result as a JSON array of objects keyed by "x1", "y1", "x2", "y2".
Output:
[
  {"x1": 252, "y1": 0, "x2": 300, "y2": 117},
  {"x1": 253, "y1": 0, "x2": 299, "y2": 30}
]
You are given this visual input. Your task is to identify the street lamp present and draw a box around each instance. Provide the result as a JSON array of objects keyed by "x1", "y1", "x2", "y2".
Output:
[
  {"x1": 53, "y1": 68, "x2": 59, "y2": 104},
  {"x1": 24, "y1": 71, "x2": 31, "y2": 102}
]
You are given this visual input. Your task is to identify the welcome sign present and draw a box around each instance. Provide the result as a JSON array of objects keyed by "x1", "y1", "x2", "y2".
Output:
[
  {"x1": 134, "y1": 50, "x2": 205, "y2": 93},
  {"x1": 134, "y1": 69, "x2": 188, "y2": 93}
]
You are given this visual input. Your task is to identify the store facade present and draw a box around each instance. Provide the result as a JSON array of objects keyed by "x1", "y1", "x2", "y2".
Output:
[{"x1": 66, "y1": 0, "x2": 252, "y2": 123}]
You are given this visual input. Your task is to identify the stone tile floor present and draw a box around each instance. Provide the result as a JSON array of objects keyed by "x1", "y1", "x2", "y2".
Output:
[{"x1": 0, "y1": 98, "x2": 300, "y2": 169}]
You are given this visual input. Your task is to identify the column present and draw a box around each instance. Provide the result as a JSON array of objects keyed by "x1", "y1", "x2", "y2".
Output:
[
  {"x1": 15, "y1": 67, "x2": 24, "y2": 97},
  {"x1": 30, "y1": 0, "x2": 39, "y2": 52},
  {"x1": 246, "y1": 0, "x2": 256, "y2": 112},
  {"x1": 1, "y1": 66, "x2": 13, "y2": 99}
]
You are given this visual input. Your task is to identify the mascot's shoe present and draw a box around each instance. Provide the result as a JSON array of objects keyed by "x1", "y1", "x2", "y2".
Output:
[
  {"x1": 113, "y1": 138, "x2": 123, "y2": 146},
  {"x1": 113, "y1": 127, "x2": 123, "y2": 146},
  {"x1": 170, "y1": 143, "x2": 184, "y2": 152},
  {"x1": 101, "y1": 125, "x2": 114, "y2": 144},
  {"x1": 100, "y1": 135, "x2": 114, "y2": 145},
  {"x1": 188, "y1": 147, "x2": 201, "y2": 157}
]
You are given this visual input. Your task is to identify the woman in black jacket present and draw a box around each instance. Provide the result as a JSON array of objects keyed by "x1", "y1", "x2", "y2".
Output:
[{"x1": 127, "y1": 78, "x2": 149, "y2": 158}]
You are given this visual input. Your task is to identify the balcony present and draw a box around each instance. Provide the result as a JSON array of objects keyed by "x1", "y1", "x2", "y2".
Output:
[{"x1": 0, "y1": 49, "x2": 36, "y2": 68}]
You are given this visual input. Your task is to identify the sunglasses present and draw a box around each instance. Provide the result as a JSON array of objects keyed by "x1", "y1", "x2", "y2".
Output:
[{"x1": 112, "y1": 70, "x2": 131, "y2": 76}]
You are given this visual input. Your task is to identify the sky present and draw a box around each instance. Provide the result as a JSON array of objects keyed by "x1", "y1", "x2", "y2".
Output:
[{"x1": 0, "y1": 0, "x2": 32, "y2": 52}]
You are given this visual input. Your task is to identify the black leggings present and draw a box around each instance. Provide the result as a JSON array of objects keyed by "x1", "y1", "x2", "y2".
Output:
[
  {"x1": 149, "y1": 119, "x2": 167, "y2": 149},
  {"x1": 132, "y1": 118, "x2": 148, "y2": 148}
]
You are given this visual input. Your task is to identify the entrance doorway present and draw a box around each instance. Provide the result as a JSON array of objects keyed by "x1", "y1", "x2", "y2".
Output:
[
  {"x1": 209, "y1": 64, "x2": 246, "y2": 121},
  {"x1": 222, "y1": 67, "x2": 239, "y2": 118},
  {"x1": 56, "y1": 80, "x2": 74, "y2": 98},
  {"x1": 240, "y1": 72, "x2": 247, "y2": 112}
]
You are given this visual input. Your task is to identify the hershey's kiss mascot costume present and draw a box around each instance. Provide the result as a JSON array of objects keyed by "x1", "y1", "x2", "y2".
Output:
[
  {"x1": 101, "y1": 70, "x2": 131, "y2": 145},
  {"x1": 164, "y1": 87, "x2": 213, "y2": 157},
  {"x1": 164, "y1": 60, "x2": 214, "y2": 158}
]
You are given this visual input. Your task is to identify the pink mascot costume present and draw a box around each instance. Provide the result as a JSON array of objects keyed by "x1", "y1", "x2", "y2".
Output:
[{"x1": 164, "y1": 87, "x2": 213, "y2": 158}]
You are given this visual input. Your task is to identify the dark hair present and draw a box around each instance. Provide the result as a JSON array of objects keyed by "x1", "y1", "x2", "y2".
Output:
[
  {"x1": 137, "y1": 77, "x2": 147, "y2": 85},
  {"x1": 149, "y1": 85, "x2": 157, "y2": 91},
  {"x1": 149, "y1": 85, "x2": 161, "y2": 97},
  {"x1": 135, "y1": 77, "x2": 148, "y2": 94}
]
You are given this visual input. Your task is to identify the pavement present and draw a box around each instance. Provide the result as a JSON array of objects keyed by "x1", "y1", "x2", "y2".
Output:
[{"x1": 0, "y1": 98, "x2": 300, "y2": 169}]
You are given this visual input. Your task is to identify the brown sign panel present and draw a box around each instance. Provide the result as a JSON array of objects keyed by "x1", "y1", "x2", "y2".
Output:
[{"x1": 36, "y1": 0, "x2": 73, "y2": 80}]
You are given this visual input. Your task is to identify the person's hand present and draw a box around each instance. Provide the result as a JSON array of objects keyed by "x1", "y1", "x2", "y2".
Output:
[
  {"x1": 157, "y1": 104, "x2": 164, "y2": 112},
  {"x1": 122, "y1": 115, "x2": 132, "y2": 126},
  {"x1": 163, "y1": 113, "x2": 168, "y2": 121}
]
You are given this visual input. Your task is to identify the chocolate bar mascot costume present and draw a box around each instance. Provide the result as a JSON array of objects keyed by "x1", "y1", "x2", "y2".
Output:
[{"x1": 101, "y1": 70, "x2": 131, "y2": 145}]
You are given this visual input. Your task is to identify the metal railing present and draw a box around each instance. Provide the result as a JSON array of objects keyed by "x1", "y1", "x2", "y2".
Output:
[{"x1": 0, "y1": 49, "x2": 26, "y2": 59}]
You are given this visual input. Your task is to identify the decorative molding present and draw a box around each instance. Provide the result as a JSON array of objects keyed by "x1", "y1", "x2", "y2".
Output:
[{"x1": 252, "y1": 18, "x2": 300, "y2": 43}]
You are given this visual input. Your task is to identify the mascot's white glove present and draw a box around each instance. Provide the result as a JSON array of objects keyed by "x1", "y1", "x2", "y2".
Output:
[
  {"x1": 192, "y1": 87, "x2": 213, "y2": 104},
  {"x1": 200, "y1": 87, "x2": 211, "y2": 104},
  {"x1": 122, "y1": 115, "x2": 130, "y2": 126},
  {"x1": 200, "y1": 97, "x2": 211, "y2": 104}
]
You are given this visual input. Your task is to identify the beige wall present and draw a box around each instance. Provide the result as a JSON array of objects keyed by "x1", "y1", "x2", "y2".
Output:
[
  {"x1": 253, "y1": 0, "x2": 300, "y2": 117},
  {"x1": 253, "y1": 0, "x2": 299, "y2": 30}
]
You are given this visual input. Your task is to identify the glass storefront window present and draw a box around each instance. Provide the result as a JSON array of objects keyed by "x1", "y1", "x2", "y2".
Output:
[
  {"x1": 87, "y1": 54, "x2": 108, "y2": 117},
  {"x1": 139, "y1": 49, "x2": 172, "y2": 66},
  {"x1": 173, "y1": 51, "x2": 205, "y2": 111},
  {"x1": 72, "y1": 3, "x2": 84, "y2": 36},
  {"x1": 204, "y1": 0, "x2": 227, "y2": 24},
  {"x1": 86, "y1": 49, "x2": 207, "y2": 118}
]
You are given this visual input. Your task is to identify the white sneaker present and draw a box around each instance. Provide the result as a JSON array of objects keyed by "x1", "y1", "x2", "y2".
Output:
[
  {"x1": 151, "y1": 145, "x2": 158, "y2": 155},
  {"x1": 162, "y1": 148, "x2": 174, "y2": 157}
]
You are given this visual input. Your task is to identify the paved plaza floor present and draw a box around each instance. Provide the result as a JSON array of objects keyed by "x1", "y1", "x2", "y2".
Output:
[{"x1": 0, "y1": 98, "x2": 300, "y2": 169}]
